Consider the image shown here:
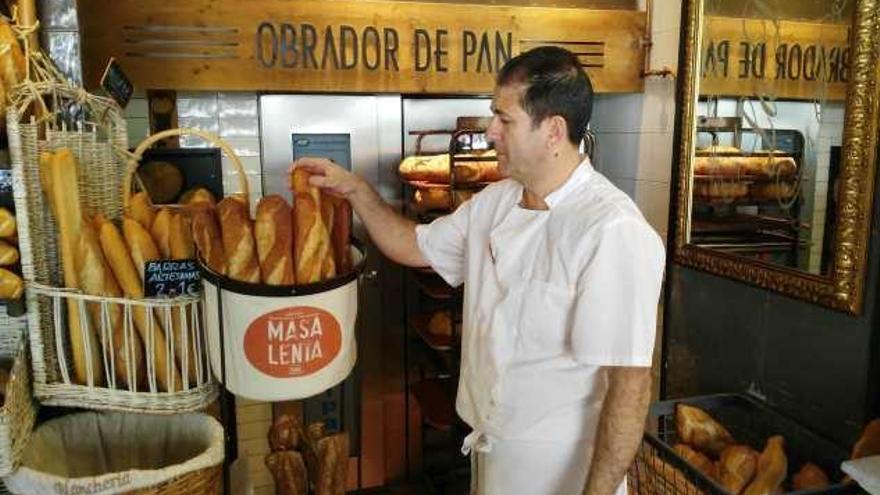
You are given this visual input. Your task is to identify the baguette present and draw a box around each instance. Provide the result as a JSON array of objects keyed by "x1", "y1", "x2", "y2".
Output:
[
  {"x1": 0, "y1": 207, "x2": 15, "y2": 238},
  {"x1": 453, "y1": 160, "x2": 502, "y2": 184},
  {"x1": 319, "y1": 193, "x2": 337, "y2": 280},
  {"x1": 398, "y1": 154, "x2": 450, "y2": 183},
  {"x1": 128, "y1": 191, "x2": 155, "y2": 230},
  {"x1": 169, "y1": 212, "x2": 197, "y2": 384},
  {"x1": 0, "y1": 267, "x2": 22, "y2": 299},
  {"x1": 327, "y1": 195, "x2": 352, "y2": 275},
  {"x1": 41, "y1": 148, "x2": 104, "y2": 386},
  {"x1": 79, "y1": 215, "x2": 145, "y2": 391},
  {"x1": 180, "y1": 187, "x2": 217, "y2": 207},
  {"x1": 218, "y1": 196, "x2": 261, "y2": 283},
  {"x1": 291, "y1": 169, "x2": 334, "y2": 284},
  {"x1": 0, "y1": 240, "x2": 18, "y2": 266},
  {"x1": 122, "y1": 216, "x2": 160, "y2": 282},
  {"x1": 151, "y1": 207, "x2": 173, "y2": 259},
  {"x1": 191, "y1": 209, "x2": 227, "y2": 275},
  {"x1": 255, "y1": 195, "x2": 295, "y2": 285},
  {"x1": 119, "y1": 216, "x2": 183, "y2": 392}
]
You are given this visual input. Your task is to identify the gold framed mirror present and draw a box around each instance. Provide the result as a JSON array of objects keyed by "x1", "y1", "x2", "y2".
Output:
[{"x1": 673, "y1": 0, "x2": 880, "y2": 313}]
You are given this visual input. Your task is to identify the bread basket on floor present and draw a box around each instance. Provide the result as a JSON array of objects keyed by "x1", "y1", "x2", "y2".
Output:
[
  {"x1": 9, "y1": 59, "x2": 217, "y2": 412},
  {"x1": 0, "y1": 310, "x2": 36, "y2": 477},
  {"x1": 3, "y1": 411, "x2": 224, "y2": 495}
]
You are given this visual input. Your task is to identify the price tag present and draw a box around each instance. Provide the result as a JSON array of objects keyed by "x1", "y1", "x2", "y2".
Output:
[
  {"x1": 0, "y1": 170, "x2": 12, "y2": 195},
  {"x1": 100, "y1": 57, "x2": 133, "y2": 109},
  {"x1": 144, "y1": 260, "x2": 201, "y2": 298}
]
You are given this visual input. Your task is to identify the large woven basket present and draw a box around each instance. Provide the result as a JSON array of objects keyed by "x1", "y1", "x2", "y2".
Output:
[
  {"x1": 9, "y1": 69, "x2": 218, "y2": 412},
  {"x1": 0, "y1": 309, "x2": 36, "y2": 477},
  {"x1": 4, "y1": 412, "x2": 224, "y2": 495}
]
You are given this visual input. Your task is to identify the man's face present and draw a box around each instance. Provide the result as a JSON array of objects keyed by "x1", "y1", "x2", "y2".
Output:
[{"x1": 486, "y1": 84, "x2": 550, "y2": 183}]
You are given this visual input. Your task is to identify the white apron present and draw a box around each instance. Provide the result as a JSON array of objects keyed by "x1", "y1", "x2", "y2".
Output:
[{"x1": 415, "y1": 161, "x2": 663, "y2": 495}]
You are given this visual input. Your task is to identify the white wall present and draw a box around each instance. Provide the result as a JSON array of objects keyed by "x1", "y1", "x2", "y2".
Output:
[{"x1": 591, "y1": 0, "x2": 681, "y2": 243}]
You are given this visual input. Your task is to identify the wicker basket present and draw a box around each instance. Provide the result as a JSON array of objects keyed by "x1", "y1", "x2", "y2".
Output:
[
  {"x1": 9, "y1": 65, "x2": 218, "y2": 412},
  {"x1": 4, "y1": 412, "x2": 224, "y2": 495},
  {"x1": 0, "y1": 310, "x2": 36, "y2": 477}
]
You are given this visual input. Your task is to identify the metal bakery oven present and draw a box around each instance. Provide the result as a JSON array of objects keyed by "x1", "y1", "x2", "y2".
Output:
[{"x1": 259, "y1": 94, "x2": 492, "y2": 487}]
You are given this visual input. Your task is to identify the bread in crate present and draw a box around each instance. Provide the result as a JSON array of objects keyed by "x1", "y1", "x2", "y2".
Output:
[{"x1": 628, "y1": 398, "x2": 869, "y2": 495}]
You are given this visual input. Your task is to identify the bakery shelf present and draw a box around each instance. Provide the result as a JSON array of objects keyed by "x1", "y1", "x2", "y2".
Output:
[{"x1": 409, "y1": 377, "x2": 457, "y2": 432}]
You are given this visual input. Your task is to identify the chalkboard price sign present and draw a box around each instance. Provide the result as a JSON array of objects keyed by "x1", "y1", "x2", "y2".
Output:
[
  {"x1": 100, "y1": 57, "x2": 134, "y2": 109},
  {"x1": 144, "y1": 259, "x2": 201, "y2": 298}
]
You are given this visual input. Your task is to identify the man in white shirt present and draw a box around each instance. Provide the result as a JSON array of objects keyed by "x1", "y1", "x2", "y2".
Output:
[{"x1": 294, "y1": 46, "x2": 665, "y2": 495}]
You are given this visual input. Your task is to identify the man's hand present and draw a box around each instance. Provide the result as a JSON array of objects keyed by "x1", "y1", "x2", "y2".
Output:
[
  {"x1": 290, "y1": 156, "x2": 428, "y2": 268},
  {"x1": 582, "y1": 366, "x2": 652, "y2": 495},
  {"x1": 290, "y1": 157, "x2": 365, "y2": 199}
]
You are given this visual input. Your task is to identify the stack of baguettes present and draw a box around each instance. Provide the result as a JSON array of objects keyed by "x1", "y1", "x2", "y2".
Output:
[
  {"x1": 40, "y1": 148, "x2": 219, "y2": 392},
  {"x1": 192, "y1": 167, "x2": 353, "y2": 286}
]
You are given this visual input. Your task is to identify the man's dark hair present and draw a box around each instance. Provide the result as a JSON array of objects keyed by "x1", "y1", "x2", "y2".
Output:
[{"x1": 497, "y1": 46, "x2": 594, "y2": 146}]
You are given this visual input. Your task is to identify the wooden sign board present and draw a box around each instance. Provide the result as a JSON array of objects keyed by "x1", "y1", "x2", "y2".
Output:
[
  {"x1": 700, "y1": 16, "x2": 850, "y2": 100},
  {"x1": 79, "y1": 0, "x2": 646, "y2": 94}
]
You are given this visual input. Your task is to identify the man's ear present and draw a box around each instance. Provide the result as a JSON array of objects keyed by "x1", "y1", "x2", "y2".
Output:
[{"x1": 545, "y1": 115, "x2": 569, "y2": 149}]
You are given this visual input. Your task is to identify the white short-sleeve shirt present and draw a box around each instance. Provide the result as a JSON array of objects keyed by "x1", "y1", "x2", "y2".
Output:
[{"x1": 415, "y1": 158, "x2": 665, "y2": 447}]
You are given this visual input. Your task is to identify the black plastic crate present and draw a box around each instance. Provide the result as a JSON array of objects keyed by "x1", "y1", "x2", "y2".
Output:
[{"x1": 628, "y1": 393, "x2": 863, "y2": 495}]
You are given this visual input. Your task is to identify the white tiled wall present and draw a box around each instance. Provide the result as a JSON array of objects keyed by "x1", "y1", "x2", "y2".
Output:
[
  {"x1": 177, "y1": 92, "x2": 265, "y2": 210},
  {"x1": 591, "y1": 0, "x2": 681, "y2": 243}
]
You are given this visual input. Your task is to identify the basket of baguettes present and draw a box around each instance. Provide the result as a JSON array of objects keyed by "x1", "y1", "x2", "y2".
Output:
[
  {"x1": 10, "y1": 63, "x2": 218, "y2": 411},
  {"x1": 158, "y1": 138, "x2": 366, "y2": 402}
]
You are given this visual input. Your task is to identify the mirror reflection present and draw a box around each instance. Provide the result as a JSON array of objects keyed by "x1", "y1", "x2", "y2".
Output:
[{"x1": 689, "y1": 0, "x2": 853, "y2": 275}]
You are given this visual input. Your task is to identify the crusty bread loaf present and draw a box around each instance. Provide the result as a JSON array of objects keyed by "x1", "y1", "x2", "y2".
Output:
[
  {"x1": 180, "y1": 187, "x2": 217, "y2": 207},
  {"x1": 191, "y1": 209, "x2": 227, "y2": 275},
  {"x1": 151, "y1": 207, "x2": 173, "y2": 259},
  {"x1": 169, "y1": 212, "x2": 198, "y2": 384},
  {"x1": 169, "y1": 212, "x2": 194, "y2": 260},
  {"x1": 398, "y1": 154, "x2": 450, "y2": 183},
  {"x1": 718, "y1": 445, "x2": 759, "y2": 494},
  {"x1": 852, "y1": 419, "x2": 880, "y2": 459},
  {"x1": 41, "y1": 148, "x2": 104, "y2": 386},
  {"x1": 329, "y1": 196, "x2": 352, "y2": 275},
  {"x1": 0, "y1": 267, "x2": 22, "y2": 299},
  {"x1": 792, "y1": 463, "x2": 829, "y2": 491},
  {"x1": 128, "y1": 191, "x2": 155, "y2": 230},
  {"x1": 0, "y1": 207, "x2": 15, "y2": 238},
  {"x1": 413, "y1": 188, "x2": 474, "y2": 211},
  {"x1": 676, "y1": 403, "x2": 735, "y2": 456},
  {"x1": 673, "y1": 443, "x2": 718, "y2": 481},
  {"x1": 104, "y1": 215, "x2": 182, "y2": 392},
  {"x1": 742, "y1": 436, "x2": 787, "y2": 495},
  {"x1": 291, "y1": 169, "x2": 334, "y2": 284},
  {"x1": 122, "y1": 216, "x2": 160, "y2": 283},
  {"x1": 265, "y1": 450, "x2": 308, "y2": 495},
  {"x1": 79, "y1": 214, "x2": 145, "y2": 391},
  {"x1": 319, "y1": 192, "x2": 337, "y2": 281},
  {"x1": 218, "y1": 196, "x2": 261, "y2": 283},
  {"x1": 255, "y1": 195, "x2": 295, "y2": 285},
  {"x1": 453, "y1": 160, "x2": 502, "y2": 184},
  {"x1": 0, "y1": 240, "x2": 18, "y2": 266},
  {"x1": 0, "y1": 19, "x2": 25, "y2": 122}
]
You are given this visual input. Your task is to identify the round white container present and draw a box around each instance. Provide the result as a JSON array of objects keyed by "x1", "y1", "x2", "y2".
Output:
[{"x1": 201, "y1": 246, "x2": 364, "y2": 401}]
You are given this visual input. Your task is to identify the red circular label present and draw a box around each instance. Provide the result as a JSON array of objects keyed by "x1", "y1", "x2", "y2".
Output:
[{"x1": 244, "y1": 306, "x2": 342, "y2": 378}]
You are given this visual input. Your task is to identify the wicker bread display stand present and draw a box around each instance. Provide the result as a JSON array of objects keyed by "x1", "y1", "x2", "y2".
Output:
[
  {"x1": 4, "y1": 412, "x2": 224, "y2": 494},
  {"x1": 0, "y1": 310, "x2": 36, "y2": 477},
  {"x1": 9, "y1": 59, "x2": 218, "y2": 412}
]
